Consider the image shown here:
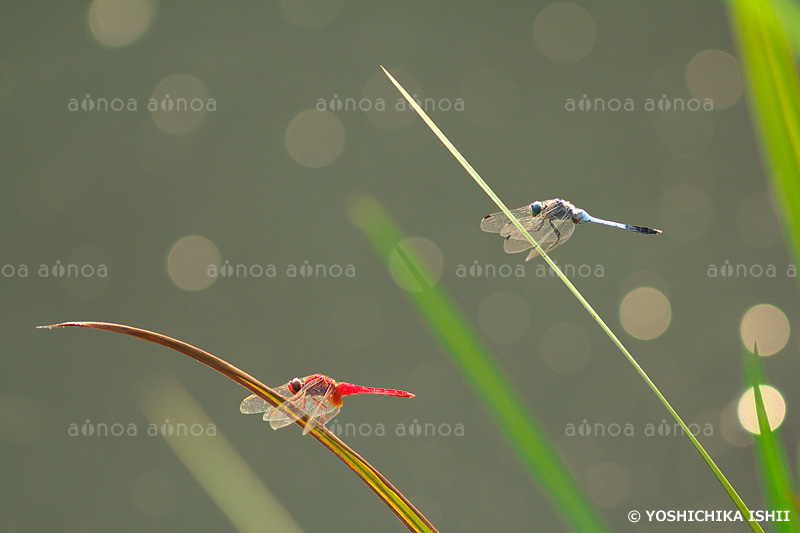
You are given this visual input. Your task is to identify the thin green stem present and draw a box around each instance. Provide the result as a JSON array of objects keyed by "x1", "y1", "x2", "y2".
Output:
[{"x1": 381, "y1": 66, "x2": 763, "y2": 532}]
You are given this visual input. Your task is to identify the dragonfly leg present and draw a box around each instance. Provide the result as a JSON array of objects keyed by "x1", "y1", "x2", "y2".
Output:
[
  {"x1": 504, "y1": 214, "x2": 546, "y2": 244},
  {"x1": 548, "y1": 219, "x2": 561, "y2": 250}
]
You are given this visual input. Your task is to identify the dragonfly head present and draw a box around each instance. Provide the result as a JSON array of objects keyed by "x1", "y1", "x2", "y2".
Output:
[
  {"x1": 571, "y1": 208, "x2": 592, "y2": 224},
  {"x1": 288, "y1": 377, "x2": 303, "y2": 394},
  {"x1": 530, "y1": 201, "x2": 544, "y2": 216}
]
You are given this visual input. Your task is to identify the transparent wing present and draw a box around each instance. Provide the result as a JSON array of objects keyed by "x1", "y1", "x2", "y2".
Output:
[
  {"x1": 315, "y1": 405, "x2": 341, "y2": 432},
  {"x1": 502, "y1": 207, "x2": 576, "y2": 259},
  {"x1": 300, "y1": 389, "x2": 340, "y2": 435},
  {"x1": 524, "y1": 221, "x2": 576, "y2": 260},
  {"x1": 480, "y1": 205, "x2": 533, "y2": 234},
  {"x1": 239, "y1": 383, "x2": 293, "y2": 415},
  {"x1": 266, "y1": 377, "x2": 339, "y2": 433}
]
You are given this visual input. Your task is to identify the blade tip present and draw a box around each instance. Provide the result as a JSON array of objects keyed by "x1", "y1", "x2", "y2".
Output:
[
  {"x1": 37, "y1": 321, "x2": 90, "y2": 329},
  {"x1": 37, "y1": 322, "x2": 73, "y2": 329}
]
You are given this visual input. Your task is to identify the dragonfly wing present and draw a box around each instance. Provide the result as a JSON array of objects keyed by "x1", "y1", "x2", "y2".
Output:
[
  {"x1": 266, "y1": 376, "x2": 330, "y2": 431},
  {"x1": 503, "y1": 211, "x2": 576, "y2": 258},
  {"x1": 501, "y1": 216, "x2": 546, "y2": 252},
  {"x1": 301, "y1": 384, "x2": 339, "y2": 435},
  {"x1": 266, "y1": 399, "x2": 297, "y2": 429},
  {"x1": 240, "y1": 384, "x2": 292, "y2": 415},
  {"x1": 480, "y1": 205, "x2": 532, "y2": 234},
  {"x1": 240, "y1": 395, "x2": 271, "y2": 415},
  {"x1": 301, "y1": 405, "x2": 340, "y2": 435},
  {"x1": 524, "y1": 221, "x2": 575, "y2": 260},
  {"x1": 321, "y1": 406, "x2": 341, "y2": 426}
]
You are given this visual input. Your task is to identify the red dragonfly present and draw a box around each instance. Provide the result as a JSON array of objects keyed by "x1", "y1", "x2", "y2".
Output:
[{"x1": 240, "y1": 374, "x2": 414, "y2": 435}]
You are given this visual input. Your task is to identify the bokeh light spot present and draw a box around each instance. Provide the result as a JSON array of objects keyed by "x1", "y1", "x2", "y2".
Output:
[
  {"x1": 286, "y1": 110, "x2": 345, "y2": 168},
  {"x1": 720, "y1": 400, "x2": 753, "y2": 447},
  {"x1": 151, "y1": 74, "x2": 211, "y2": 135},
  {"x1": 167, "y1": 235, "x2": 220, "y2": 291},
  {"x1": 737, "y1": 385, "x2": 786, "y2": 434},
  {"x1": 88, "y1": 0, "x2": 156, "y2": 48},
  {"x1": 740, "y1": 304, "x2": 790, "y2": 356},
  {"x1": 686, "y1": 50, "x2": 743, "y2": 110},
  {"x1": 620, "y1": 287, "x2": 671, "y2": 340},
  {"x1": 388, "y1": 237, "x2": 444, "y2": 292},
  {"x1": 693, "y1": 409, "x2": 730, "y2": 458},
  {"x1": 533, "y1": 3, "x2": 596, "y2": 64}
]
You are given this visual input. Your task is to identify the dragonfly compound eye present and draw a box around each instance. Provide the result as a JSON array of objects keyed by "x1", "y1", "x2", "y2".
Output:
[
  {"x1": 289, "y1": 377, "x2": 303, "y2": 394},
  {"x1": 530, "y1": 201, "x2": 543, "y2": 216}
]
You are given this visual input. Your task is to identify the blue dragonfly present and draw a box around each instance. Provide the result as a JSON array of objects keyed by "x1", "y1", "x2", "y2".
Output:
[{"x1": 481, "y1": 198, "x2": 661, "y2": 261}]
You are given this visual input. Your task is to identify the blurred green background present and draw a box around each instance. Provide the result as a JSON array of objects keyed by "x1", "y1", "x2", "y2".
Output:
[{"x1": 2, "y1": 1, "x2": 797, "y2": 531}]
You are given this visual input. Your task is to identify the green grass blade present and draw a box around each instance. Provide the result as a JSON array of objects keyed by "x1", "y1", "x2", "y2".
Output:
[
  {"x1": 741, "y1": 345, "x2": 799, "y2": 530},
  {"x1": 380, "y1": 66, "x2": 764, "y2": 532},
  {"x1": 769, "y1": 0, "x2": 800, "y2": 52},
  {"x1": 348, "y1": 193, "x2": 608, "y2": 533},
  {"x1": 729, "y1": 0, "x2": 800, "y2": 271},
  {"x1": 139, "y1": 377, "x2": 303, "y2": 533},
  {"x1": 38, "y1": 322, "x2": 437, "y2": 533}
]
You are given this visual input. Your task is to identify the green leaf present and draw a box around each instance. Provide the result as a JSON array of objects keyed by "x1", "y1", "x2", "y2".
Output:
[
  {"x1": 348, "y1": 194, "x2": 608, "y2": 533},
  {"x1": 729, "y1": 0, "x2": 800, "y2": 275},
  {"x1": 139, "y1": 377, "x2": 303, "y2": 533},
  {"x1": 741, "y1": 344, "x2": 799, "y2": 531}
]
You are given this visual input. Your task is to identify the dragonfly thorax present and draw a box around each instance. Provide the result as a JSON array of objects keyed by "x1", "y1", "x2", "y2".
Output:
[
  {"x1": 536, "y1": 198, "x2": 591, "y2": 224},
  {"x1": 571, "y1": 208, "x2": 591, "y2": 224}
]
